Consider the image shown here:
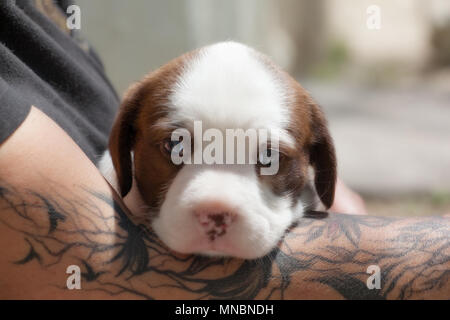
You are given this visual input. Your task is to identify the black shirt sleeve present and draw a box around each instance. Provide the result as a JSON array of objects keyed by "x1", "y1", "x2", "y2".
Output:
[
  {"x1": 0, "y1": 77, "x2": 31, "y2": 144},
  {"x1": 0, "y1": 0, "x2": 120, "y2": 162}
]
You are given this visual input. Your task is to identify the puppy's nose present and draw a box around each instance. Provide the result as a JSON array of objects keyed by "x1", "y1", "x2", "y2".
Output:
[{"x1": 193, "y1": 204, "x2": 236, "y2": 241}]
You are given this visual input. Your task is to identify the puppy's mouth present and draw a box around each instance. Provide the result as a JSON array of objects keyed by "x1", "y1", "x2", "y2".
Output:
[
  {"x1": 191, "y1": 241, "x2": 252, "y2": 259},
  {"x1": 186, "y1": 225, "x2": 245, "y2": 258}
]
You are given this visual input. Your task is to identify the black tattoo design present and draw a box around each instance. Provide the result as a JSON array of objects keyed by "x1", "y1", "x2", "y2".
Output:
[{"x1": 0, "y1": 180, "x2": 448, "y2": 299}]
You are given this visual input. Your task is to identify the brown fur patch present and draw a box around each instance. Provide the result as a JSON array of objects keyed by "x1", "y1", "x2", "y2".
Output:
[
  {"x1": 254, "y1": 51, "x2": 337, "y2": 208},
  {"x1": 108, "y1": 50, "x2": 196, "y2": 211}
]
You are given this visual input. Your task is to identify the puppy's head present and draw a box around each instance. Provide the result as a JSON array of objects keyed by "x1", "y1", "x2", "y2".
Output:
[{"x1": 109, "y1": 42, "x2": 336, "y2": 259}]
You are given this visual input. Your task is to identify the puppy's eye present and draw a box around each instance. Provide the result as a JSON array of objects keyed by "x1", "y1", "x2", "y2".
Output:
[
  {"x1": 259, "y1": 148, "x2": 279, "y2": 167},
  {"x1": 161, "y1": 138, "x2": 183, "y2": 156}
]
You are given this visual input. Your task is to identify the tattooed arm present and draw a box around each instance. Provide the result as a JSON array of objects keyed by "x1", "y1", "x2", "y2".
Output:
[{"x1": 0, "y1": 107, "x2": 449, "y2": 299}]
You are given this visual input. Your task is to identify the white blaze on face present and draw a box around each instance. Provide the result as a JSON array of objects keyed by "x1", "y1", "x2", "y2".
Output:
[
  {"x1": 170, "y1": 42, "x2": 292, "y2": 134},
  {"x1": 151, "y1": 42, "x2": 303, "y2": 259}
]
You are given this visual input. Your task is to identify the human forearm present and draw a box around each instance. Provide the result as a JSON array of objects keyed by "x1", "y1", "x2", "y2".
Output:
[
  {"x1": 1, "y1": 179, "x2": 448, "y2": 299},
  {"x1": 0, "y1": 107, "x2": 448, "y2": 299},
  {"x1": 274, "y1": 212, "x2": 449, "y2": 299}
]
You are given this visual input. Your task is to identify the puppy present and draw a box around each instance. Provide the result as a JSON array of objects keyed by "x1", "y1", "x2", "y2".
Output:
[{"x1": 98, "y1": 42, "x2": 336, "y2": 259}]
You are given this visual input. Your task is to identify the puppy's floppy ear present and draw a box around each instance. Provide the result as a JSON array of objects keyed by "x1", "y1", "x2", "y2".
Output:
[
  {"x1": 309, "y1": 103, "x2": 337, "y2": 209},
  {"x1": 109, "y1": 83, "x2": 143, "y2": 197}
]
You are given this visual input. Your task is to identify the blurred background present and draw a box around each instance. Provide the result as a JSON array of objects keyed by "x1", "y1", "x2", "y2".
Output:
[{"x1": 76, "y1": 0, "x2": 450, "y2": 216}]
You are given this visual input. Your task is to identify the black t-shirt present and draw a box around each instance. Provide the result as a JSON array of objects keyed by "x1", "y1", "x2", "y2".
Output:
[{"x1": 0, "y1": 0, "x2": 119, "y2": 162}]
